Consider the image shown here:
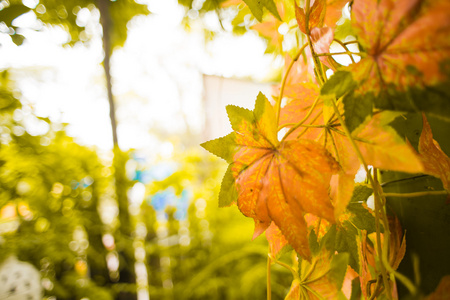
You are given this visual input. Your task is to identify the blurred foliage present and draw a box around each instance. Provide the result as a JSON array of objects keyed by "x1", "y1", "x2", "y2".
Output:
[
  {"x1": 0, "y1": 0, "x2": 150, "y2": 48},
  {"x1": 0, "y1": 70, "x2": 295, "y2": 299}
]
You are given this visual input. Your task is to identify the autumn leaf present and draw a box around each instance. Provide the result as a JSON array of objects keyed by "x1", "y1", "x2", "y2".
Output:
[
  {"x1": 415, "y1": 114, "x2": 450, "y2": 194},
  {"x1": 326, "y1": 111, "x2": 424, "y2": 216},
  {"x1": 202, "y1": 92, "x2": 340, "y2": 260},
  {"x1": 358, "y1": 217, "x2": 405, "y2": 299},
  {"x1": 286, "y1": 250, "x2": 349, "y2": 299},
  {"x1": 252, "y1": 2, "x2": 286, "y2": 51},
  {"x1": 280, "y1": 82, "x2": 423, "y2": 217},
  {"x1": 279, "y1": 82, "x2": 323, "y2": 140},
  {"x1": 324, "y1": 0, "x2": 348, "y2": 28},
  {"x1": 242, "y1": 0, "x2": 281, "y2": 22},
  {"x1": 295, "y1": 0, "x2": 347, "y2": 34},
  {"x1": 295, "y1": 0, "x2": 327, "y2": 34},
  {"x1": 347, "y1": 0, "x2": 450, "y2": 121},
  {"x1": 265, "y1": 222, "x2": 289, "y2": 257}
]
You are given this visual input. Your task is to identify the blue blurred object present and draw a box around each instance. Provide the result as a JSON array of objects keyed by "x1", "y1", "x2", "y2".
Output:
[{"x1": 149, "y1": 189, "x2": 190, "y2": 221}]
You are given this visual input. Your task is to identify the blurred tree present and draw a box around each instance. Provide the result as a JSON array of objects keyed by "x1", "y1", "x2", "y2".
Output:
[
  {"x1": 0, "y1": 70, "x2": 115, "y2": 299},
  {"x1": 0, "y1": 1, "x2": 149, "y2": 296}
]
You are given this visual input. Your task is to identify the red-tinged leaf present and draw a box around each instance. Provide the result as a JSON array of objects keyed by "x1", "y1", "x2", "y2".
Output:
[
  {"x1": 388, "y1": 216, "x2": 406, "y2": 270},
  {"x1": 295, "y1": 0, "x2": 327, "y2": 34},
  {"x1": 348, "y1": 0, "x2": 450, "y2": 118},
  {"x1": 266, "y1": 222, "x2": 289, "y2": 257},
  {"x1": 310, "y1": 26, "x2": 336, "y2": 70},
  {"x1": 425, "y1": 275, "x2": 450, "y2": 300},
  {"x1": 229, "y1": 93, "x2": 340, "y2": 259},
  {"x1": 416, "y1": 114, "x2": 450, "y2": 193}
]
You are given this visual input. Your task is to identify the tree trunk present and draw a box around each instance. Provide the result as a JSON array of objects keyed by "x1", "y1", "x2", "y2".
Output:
[{"x1": 98, "y1": 0, "x2": 136, "y2": 297}]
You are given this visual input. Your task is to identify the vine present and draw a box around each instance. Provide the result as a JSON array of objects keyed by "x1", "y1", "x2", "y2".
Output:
[{"x1": 201, "y1": 0, "x2": 450, "y2": 299}]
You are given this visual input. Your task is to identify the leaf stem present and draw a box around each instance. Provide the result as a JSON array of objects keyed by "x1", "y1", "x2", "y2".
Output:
[
  {"x1": 343, "y1": 40, "x2": 358, "y2": 45},
  {"x1": 316, "y1": 51, "x2": 362, "y2": 57},
  {"x1": 373, "y1": 170, "x2": 393, "y2": 299},
  {"x1": 329, "y1": 98, "x2": 393, "y2": 299},
  {"x1": 275, "y1": 43, "x2": 309, "y2": 127},
  {"x1": 304, "y1": 0, "x2": 326, "y2": 86},
  {"x1": 328, "y1": 128, "x2": 341, "y2": 164},
  {"x1": 375, "y1": 171, "x2": 418, "y2": 296},
  {"x1": 383, "y1": 190, "x2": 448, "y2": 198},
  {"x1": 297, "y1": 111, "x2": 323, "y2": 139},
  {"x1": 268, "y1": 253, "x2": 298, "y2": 278},
  {"x1": 281, "y1": 96, "x2": 321, "y2": 142},
  {"x1": 279, "y1": 123, "x2": 328, "y2": 129},
  {"x1": 333, "y1": 38, "x2": 356, "y2": 63}
]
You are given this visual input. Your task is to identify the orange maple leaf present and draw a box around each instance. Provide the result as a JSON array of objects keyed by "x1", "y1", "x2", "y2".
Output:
[
  {"x1": 280, "y1": 93, "x2": 424, "y2": 217},
  {"x1": 349, "y1": 0, "x2": 450, "y2": 95},
  {"x1": 225, "y1": 93, "x2": 339, "y2": 260},
  {"x1": 416, "y1": 114, "x2": 450, "y2": 195}
]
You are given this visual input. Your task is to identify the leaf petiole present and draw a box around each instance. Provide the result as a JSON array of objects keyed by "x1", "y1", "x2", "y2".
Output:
[
  {"x1": 275, "y1": 43, "x2": 309, "y2": 127},
  {"x1": 383, "y1": 190, "x2": 448, "y2": 198}
]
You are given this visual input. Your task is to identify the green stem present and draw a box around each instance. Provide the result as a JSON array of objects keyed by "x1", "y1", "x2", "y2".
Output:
[
  {"x1": 316, "y1": 51, "x2": 362, "y2": 57},
  {"x1": 304, "y1": 0, "x2": 326, "y2": 86},
  {"x1": 329, "y1": 98, "x2": 393, "y2": 299},
  {"x1": 383, "y1": 190, "x2": 448, "y2": 198},
  {"x1": 333, "y1": 38, "x2": 356, "y2": 63},
  {"x1": 297, "y1": 111, "x2": 323, "y2": 139},
  {"x1": 279, "y1": 123, "x2": 328, "y2": 129},
  {"x1": 375, "y1": 171, "x2": 418, "y2": 296},
  {"x1": 281, "y1": 96, "x2": 321, "y2": 142},
  {"x1": 328, "y1": 128, "x2": 341, "y2": 164},
  {"x1": 268, "y1": 253, "x2": 298, "y2": 278},
  {"x1": 373, "y1": 170, "x2": 393, "y2": 299},
  {"x1": 275, "y1": 43, "x2": 309, "y2": 127}
]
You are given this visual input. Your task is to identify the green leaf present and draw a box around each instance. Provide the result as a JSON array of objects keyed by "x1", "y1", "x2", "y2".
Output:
[
  {"x1": 349, "y1": 184, "x2": 373, "y2": 203},
  {"x1": 243, "y1": 0, "x2": 281, "y2": 22},
  {"x1": 0, "y1": 4, "x2": 30, "y2": 26},
  {"x1": 349, "y1": 277, "x2": 362, "y2": 300},
  {"x1": 347, "y1": 203, "x2": 376, "y2": 234},
  {"x1": 226, "y1": 105, "x2": 254, "y2": 132},
  {"x1": 329, "y1": 252, "x2": 350, "y2": 290},
  {"x1": 11, "y1": 33, "x2": 25, "y2": 46},
  {"x1": 336, "y1": 222, "x2": 360, "y2": 272},
  {"x1": 218, "y1": 164, "x2": 238, "y2": 207},
  {"x1": 308, "y1": 229, "x2": 320, "y2": 256},
  {"x1": 321, "y1": 71, "x2": 357, "y2": 98},
  {"x1": 261, "y1": 0, "x2": 281, "y2": 20},
  {"x1": 321, "y1": 224, "x2": 337, "y2": 251},
  {"x1": 374, "y1": 78, "x2": 450, "y2": 123},
  {"x1": 343, "y1": 92, "x2": 373, "y2": 133},
  {"x1": 253, "y1": 92, "x2": 278, "y2": 146},
  {"x1": 201, "y1": 133, "x2": 236, "y2": 163}
]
